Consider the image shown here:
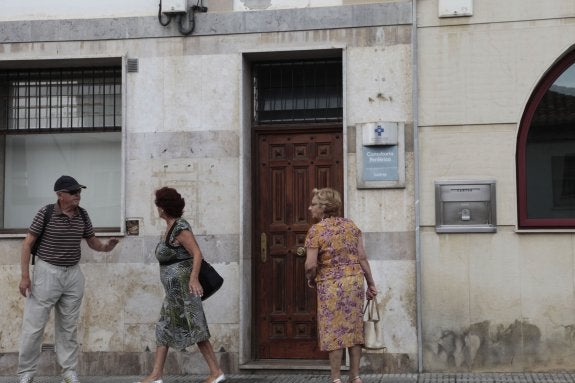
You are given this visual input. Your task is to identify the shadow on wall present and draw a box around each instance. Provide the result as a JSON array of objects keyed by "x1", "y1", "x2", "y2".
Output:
[{"x1": 425, "y1": 320, "x2": 548, "y2": 371}]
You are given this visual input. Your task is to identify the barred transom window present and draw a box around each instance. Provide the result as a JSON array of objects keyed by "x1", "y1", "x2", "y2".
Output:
[{"x1": 253, "y1": 59, "x2": 343, "y2": 124}]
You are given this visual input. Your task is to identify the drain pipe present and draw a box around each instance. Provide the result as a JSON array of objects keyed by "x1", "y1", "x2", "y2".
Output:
[{"x1": 412, "y1": 0, "x2": 423, "y2": 374}]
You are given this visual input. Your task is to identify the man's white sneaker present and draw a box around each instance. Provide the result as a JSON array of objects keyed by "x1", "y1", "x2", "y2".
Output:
[
  {"x1": 18, "y1": 373, "x2": 34, "y2": 383},
  {"x1": 62, "y1": 371, "x2": 81, "y2": 383}
]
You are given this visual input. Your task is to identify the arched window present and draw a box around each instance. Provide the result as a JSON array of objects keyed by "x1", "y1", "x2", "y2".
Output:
[{"x1": 517, "y1": 50, "x2": 575, "y2": 228}]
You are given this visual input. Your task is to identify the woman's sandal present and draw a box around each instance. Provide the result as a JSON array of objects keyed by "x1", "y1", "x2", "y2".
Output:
[{"x1": 351, "y1": 377, "x2": 363, "y2": 383}]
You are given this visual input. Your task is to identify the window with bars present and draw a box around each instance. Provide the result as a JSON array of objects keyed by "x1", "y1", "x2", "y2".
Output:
[
  {"x1": 253, "y1": 59, "x2": 343, "y2": 124},
  {"x1": 0, "y1": 67, "x2": 121, "y2": 133},
  {"x1": 0, "y1": 66, "x2": 122, "y2": 232}
]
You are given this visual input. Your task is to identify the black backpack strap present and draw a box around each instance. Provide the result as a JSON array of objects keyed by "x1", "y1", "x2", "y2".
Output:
[
  {"x1": 31, "y1": 203, "x2": 55, "y2": 265},
  {"x1": 78, "y1": 206, "x2": 88, "y2": 225}
]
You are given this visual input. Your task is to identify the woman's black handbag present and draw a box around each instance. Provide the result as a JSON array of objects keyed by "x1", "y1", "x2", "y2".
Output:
[
  {"x1": 199, "y1": 259, "x2": 224, "y2": 301},
  {"x1": 164, "y1": 221, "x2": 224, "y2": 301}
]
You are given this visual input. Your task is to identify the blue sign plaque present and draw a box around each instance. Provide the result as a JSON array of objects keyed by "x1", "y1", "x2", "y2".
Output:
[{"x1": 362, "y1": 146, "x2": 398, "y2": 181}]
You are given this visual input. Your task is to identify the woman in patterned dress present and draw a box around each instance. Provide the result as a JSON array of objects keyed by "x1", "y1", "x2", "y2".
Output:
[
  {"x1": 304, "y1": 188, "x2": 378, "y2": 383},
  {"x1": 135, "y1": 187, "x2": 225, "y2": 383}
]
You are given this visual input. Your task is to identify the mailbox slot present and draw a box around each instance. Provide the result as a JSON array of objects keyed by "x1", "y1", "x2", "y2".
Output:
[{"x1": 435, "y1": 180, "x2": 496, "y2": 233}]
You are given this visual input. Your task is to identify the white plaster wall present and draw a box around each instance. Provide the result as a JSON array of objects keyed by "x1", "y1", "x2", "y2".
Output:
[
  {"x1": 418, "y1": 18, "x2": 575, "y2": 127},
  {"x1": 421, "y1": 229, "x2": 575, "y2": 370},
  {"x1": 418, "y1": 124, "x2": 517, "y2": 227},
  {"x1": 418, "y1": 0, "x2": 575, "y2": 371},
  {"x1": 418, "y1": 0, "x2": 575, "y2": 27}
]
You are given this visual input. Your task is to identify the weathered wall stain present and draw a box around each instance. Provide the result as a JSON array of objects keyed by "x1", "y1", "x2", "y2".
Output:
[{"x1": 425, "y1": 320, "x2": 546, "y2": 371}]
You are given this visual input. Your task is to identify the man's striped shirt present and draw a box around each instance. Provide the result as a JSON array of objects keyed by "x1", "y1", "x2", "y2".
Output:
[{"x1": 29, "y1": 203, "x2": 95, "y2": 266}]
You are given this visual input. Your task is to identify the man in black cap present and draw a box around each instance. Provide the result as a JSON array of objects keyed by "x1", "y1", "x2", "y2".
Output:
[{"x1": 17, "y1": 175, "x2": 120, "y2": 383}]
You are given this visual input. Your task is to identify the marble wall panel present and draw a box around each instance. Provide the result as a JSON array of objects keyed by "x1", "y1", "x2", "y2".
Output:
[
  {"x1": 369, "y1": 260, "x2": 418, "y2": 354},
  {"x1": 347, "y1": 152, "x2": 416, "y2": 233},
  {"x1": 81, "y1": 263, "x2": 160, "y2": 352},
  {"x1": 0, "y1": 239, "x2": 20, "y2": 264},
  {"x1": 124, "y1": 156, "x2": 240, "y2": 236},
  {"x1": 126, "y1": 57, "x2": 165, "y2": 134},
  {"x1": 346, "y1": 43, "x2": 413, "y2": 126},
  {"x1": 99, "y1": 236, "x2": 146, "y2": 264},
  {"x1": 202, "y1": 263, "x2": 240, "y2": 324},
  {"x1": 127, "y1": 131, "x2": 239, "y2": 162},
  {"x1": 364, "y1": 231, "x2": 416, "y2": 261},
  {"x1": 1, "y1": 265, "x2": 25, "y2": 351},
  {"x1": 161, "y1": 55, "x2": 240, "y2": 133}
]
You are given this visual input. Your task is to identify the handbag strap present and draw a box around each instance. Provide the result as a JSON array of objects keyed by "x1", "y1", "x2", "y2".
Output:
[
  {"x1": 163, "y1": 220, "x2": 193, "y2": 261},
  {"x1": 363, "y1": 300, "x2": 380, "y2": 322},
  {"x1": 164, "y1": 220, "x2": 178, "y2": 248}
]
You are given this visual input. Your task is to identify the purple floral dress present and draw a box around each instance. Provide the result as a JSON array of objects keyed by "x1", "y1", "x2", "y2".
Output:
[{"x1": 305, "y1": 217, "x2": 365, "y2": 351}]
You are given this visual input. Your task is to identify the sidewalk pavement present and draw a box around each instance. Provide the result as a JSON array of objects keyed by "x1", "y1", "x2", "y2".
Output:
[{"x1": 3, "y1": 373, "x2": 575, "y2": 383}]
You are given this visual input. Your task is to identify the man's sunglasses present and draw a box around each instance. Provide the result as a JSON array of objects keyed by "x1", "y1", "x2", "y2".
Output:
[{"x1": 63, "y1": 189, "x2": 82, "y2": 195}]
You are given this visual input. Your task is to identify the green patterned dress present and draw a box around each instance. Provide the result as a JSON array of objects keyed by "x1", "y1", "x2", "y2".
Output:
[{"x1": 155, "y1": 218, "x2": 210, "y2": 350}]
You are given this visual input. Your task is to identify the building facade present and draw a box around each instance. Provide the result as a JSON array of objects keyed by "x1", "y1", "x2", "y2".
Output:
[{"x1": 0, "y1": 0, "x2": 573, "y2": 376}]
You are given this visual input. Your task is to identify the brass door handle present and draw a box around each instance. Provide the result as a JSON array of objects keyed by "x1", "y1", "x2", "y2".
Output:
[
  {"x1": 296, "y1": 247, "x2": 306, "y2": 257},
  {"x1": 261, "y1": 233, "x2": 267, "y2": 263}
]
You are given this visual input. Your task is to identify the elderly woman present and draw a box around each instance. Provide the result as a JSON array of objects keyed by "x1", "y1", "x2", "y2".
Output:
[
  {"x1": 135, "y1": 187, "x2": 225, "y2": 383},
  {"x1": 304, "y1": 187, "x2": 378, "y2": 383}
]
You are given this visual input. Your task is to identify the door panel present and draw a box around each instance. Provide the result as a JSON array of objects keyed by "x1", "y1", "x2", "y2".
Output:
[{"x1": 255, "y1": 128, "x2": 343, "y2": 359}]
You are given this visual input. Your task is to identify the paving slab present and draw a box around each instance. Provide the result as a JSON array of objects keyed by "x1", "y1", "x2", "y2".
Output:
[{"x1": 4, "y1": 374, "x2": 575, "y2": 383}]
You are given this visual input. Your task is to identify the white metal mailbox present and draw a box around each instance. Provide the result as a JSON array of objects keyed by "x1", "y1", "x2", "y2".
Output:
[{"x1": 435, "y1": 180, "x2": 496, "y2": 233}]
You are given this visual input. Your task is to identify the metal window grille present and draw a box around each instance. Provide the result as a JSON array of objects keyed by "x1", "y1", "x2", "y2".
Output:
[
  {"x1": 0, "y1": 67, "x2": 121, "y2": 134},
  {"x1": 253, "y1": 59, "x2": 343, "y2": 124}
]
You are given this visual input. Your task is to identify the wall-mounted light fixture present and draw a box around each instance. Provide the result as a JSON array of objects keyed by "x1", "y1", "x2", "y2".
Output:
[{"x1": 158, "y1": 0, "x2": 208, "y2": 36}]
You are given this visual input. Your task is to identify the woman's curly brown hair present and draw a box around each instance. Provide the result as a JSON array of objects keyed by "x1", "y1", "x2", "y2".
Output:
[{"x1": 154, "y1": 187, "x2": 185, "y2": 218}]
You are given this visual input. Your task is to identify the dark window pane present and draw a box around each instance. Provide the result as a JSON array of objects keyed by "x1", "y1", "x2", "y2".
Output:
[{"x1": 525, "y1": 64, "x2": 575, "y2": 219}]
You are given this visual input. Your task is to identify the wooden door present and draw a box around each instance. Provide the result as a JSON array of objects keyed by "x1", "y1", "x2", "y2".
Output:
[{"x1": 255, "y1": 128, "x2": 343, "y2": 359}]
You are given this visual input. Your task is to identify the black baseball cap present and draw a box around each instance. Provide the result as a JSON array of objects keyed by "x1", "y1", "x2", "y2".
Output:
[{"x1": 54, "y1": 175, "x2": 87, "y2": 192}]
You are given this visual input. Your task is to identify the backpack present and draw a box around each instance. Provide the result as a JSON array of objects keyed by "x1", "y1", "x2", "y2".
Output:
[{"x1": 30, "y1": 204, "x2": 88, "y2": 265}]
